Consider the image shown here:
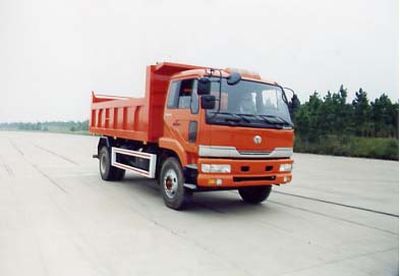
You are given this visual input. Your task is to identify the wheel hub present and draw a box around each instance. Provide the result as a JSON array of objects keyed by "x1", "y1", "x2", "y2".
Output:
[
  {"x1": 100, "y1": 154, "x2": 107, "y2": 174},
  {"x1": 164, "y1": 169, "x2": 178, "y2": 199}
]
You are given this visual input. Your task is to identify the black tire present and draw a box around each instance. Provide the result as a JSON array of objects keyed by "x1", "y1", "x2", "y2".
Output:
[
  {"x1": 159, "y1": 157, "x2": 192, "y2": 210},
  {"x1": 99, "y1": 146, "x2": 125, "y2": 181},
  {"x1": 238, "y1": 185, "x2": 272, "y2": 204}
]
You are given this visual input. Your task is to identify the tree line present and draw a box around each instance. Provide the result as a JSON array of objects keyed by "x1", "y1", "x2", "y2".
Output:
[
  {"x1": 291, "y1": 85, "x2": 398, "y2": 139},
  {"x1": 290, "y1": 85, "x2": 398, "y2": 159},
  {"x1": 0, "y1": 87, "x2": 398, "y2": 160},
  {"x1": 0, "y1": 120, "x2": 89, "y2": 132}
]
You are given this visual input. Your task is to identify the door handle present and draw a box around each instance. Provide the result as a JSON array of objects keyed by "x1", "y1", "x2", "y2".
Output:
[{"x1": 172, "y1": 120, "x2": 181, "y2": 126}]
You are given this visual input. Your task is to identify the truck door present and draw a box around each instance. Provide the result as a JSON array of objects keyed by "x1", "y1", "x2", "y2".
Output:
[{"x1": 164, "y1": 79, "x2": 199, "y2": 152}]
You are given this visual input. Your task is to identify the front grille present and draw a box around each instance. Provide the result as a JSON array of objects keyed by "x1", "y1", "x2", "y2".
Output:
[
  {"x1": 238, "y1": 150, "x2": 272, "y2": 155},
  {"x1": 233, "y1": 176, "x2": 276, "y2": 182},
  {"x1": 265, "y1": 166, "x2": 273, "y2": 171}
]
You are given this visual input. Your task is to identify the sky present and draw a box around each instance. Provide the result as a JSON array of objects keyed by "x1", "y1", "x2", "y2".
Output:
[{"x1": 0, "y1": 0, "x2": 398, "y2": 122}]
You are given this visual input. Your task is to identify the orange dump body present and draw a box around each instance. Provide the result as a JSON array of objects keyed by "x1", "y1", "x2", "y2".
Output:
[{"x1": 90, "y1": 62, "x2": 206, "y2": 142}]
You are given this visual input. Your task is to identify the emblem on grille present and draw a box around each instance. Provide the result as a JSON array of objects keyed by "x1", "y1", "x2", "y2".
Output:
[{"x1": 253, "y1": 135, "x2": 262, "y2": 144}]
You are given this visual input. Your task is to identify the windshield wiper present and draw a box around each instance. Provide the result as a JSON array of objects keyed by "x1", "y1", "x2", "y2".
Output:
[
  {"x1": 212, "y1": 112, "x2": 251, "y2": 123},
  {"x1": 237, "y1": 113, "x2": 283, "y2": 124},
  {"x1": 211, "y1": 112, "x2": 292, "y2": 127},
  {"x1": 225, "y1": 117, "x2": 241, "y2": 123},
  {"x1": 260, "y1": 115, "x2": 293, "y2": 127},
  {"x1": 237, "y1": 113, "x2": 283, "y2": 125},
  {"x1": 233, "y1": 113, "x2": 252, "y2": 123}
]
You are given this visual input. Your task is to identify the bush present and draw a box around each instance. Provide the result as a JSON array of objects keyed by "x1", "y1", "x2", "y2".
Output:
[{"x1": 295, "y1": 135, "x2": 398, "y2": 160}]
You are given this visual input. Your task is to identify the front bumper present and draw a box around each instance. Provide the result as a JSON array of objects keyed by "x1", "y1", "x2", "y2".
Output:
[{"x1": 186, "y1": 158, "x2": 293, "y2": 189}]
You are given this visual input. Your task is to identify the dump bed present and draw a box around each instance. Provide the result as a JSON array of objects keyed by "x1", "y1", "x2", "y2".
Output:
[{"x1": 89, "y1": 62, "x2": 205, "y2": 143}]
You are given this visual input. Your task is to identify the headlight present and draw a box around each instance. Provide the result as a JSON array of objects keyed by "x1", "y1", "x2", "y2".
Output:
[
  {"x1": 279, "y1": 163, "x2": 292, "y2": 172},
  {"x1": 201, "y1": 164, "x2": 231, "y2": 173}
]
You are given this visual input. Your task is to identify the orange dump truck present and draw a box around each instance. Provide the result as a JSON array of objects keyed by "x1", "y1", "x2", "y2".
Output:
[{"x1": 90, "y1": 62, "x2": 295, "y2": 209}]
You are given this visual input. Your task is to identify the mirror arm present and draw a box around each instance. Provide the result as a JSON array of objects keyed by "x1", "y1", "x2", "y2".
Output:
[
  {"x1": 283, "y1": 86, "x2": 295, "y2": 97},
  {"x1": 277, "y1": 85, "x2": 290, "y2": 105}
]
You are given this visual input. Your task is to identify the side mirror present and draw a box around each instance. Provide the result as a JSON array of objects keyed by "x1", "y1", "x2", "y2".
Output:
[
  {"x1": 197, "y1": 78, "x2": 211, "y2": 95},
  {"x1": 288, "y1": 93, "x2": 300, "y2": 117},
  {"x1": 291, "y1": 94, "x2": 299, "y2": 104},
  {"x1": 201, "y1": 95, "x2": 216, "y2": 109},
  {"x1": 227, "y1": 72, "x2": 241, "y2": 85}
]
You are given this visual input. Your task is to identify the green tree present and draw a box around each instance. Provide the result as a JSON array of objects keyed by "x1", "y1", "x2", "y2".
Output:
[
  {"x1": 352, "y1": 88, "x2": 370, "y2": 136},
  {"x1": 334, "y1": 85, "x2": 352, "y2": 135},
  {"x1": 371, "y1": 94, "x2": 398, "y2": 137},
  {"x1": 295, "y1": 91, "x2": 323, "y2": 141}
]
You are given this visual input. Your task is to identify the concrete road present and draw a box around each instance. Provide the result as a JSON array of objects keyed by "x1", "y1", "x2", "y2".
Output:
[{"x1": 0, "y1": 131, "x2": 398, "y2": 276}]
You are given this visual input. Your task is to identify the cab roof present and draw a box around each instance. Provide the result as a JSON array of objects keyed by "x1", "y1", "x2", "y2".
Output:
[{"x1": 153, "y1": 62, "x2": 279, "y2": 86}]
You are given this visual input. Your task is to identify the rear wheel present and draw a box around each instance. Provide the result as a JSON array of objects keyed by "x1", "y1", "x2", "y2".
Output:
[
  {"x1": 238, "y1": 185, "x2": 272, "y2": 204},
  {"x1": 99, "y1": 146, "x2": 125, "y2": 181},
  {"x1": 159, "y1": 157, "x2": 192, "y2": 210}
]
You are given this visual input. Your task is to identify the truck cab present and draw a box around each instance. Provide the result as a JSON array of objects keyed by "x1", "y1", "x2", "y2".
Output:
[{"x1": 161, "y1": 68, "x2": 294, "y2": 189}]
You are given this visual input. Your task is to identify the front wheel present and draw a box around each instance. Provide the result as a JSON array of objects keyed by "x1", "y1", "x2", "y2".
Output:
[
  {"x1": 159, "y1": 157, "x2": 192, "y2": 210},
  {"x1": 238, "y1": 185, "x2": 272, "y2": 204}
]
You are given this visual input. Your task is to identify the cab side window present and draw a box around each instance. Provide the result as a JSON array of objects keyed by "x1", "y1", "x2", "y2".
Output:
[
  {"x1": 190, "y1": 80, "x2": 199, "y2": 114},
  {"x1": 178, "y1": 79, "x2": 194, "y2": 109},
  {"x1": 167, "y1": 81, "x2": 179, "y2": 109},
  {"x1": 167, "y1": 79, "x2": 198, "y2": 114}
]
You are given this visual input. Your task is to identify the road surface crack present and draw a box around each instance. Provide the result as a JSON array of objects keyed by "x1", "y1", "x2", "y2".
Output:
[
  {"x1": 34, "y1": 144, "x2": 79, "y2": 165},
  {"x1": 6, "y1": 140, "x2": 68, "y2": 193},
  {"x1": 30, "y1": 163, "x2": 68, "y2": 193},
  {"x1": 3, "y1": 163, "x2": 14, "y2": 177},
  {"x1": 269, "y1": 200, "x2": 397, "y2": 235},
  {"x1": 9, "y1": 140, "x2": 25, "y2": 156},
  {"x1": 273, "y1": 191, "x2": 398, "y2": 218}
]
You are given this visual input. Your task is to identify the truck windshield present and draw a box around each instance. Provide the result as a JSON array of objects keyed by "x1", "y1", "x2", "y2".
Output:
[{"x1": 206, "y1": 78, "x2": 293, "y2": 128}]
